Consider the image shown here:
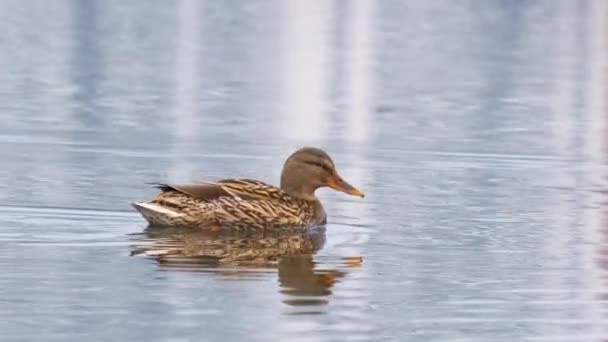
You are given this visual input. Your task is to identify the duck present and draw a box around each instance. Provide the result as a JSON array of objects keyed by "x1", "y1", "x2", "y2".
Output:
[{"x1": 131, "y1": 147, "x2": 364, "y2": 230}]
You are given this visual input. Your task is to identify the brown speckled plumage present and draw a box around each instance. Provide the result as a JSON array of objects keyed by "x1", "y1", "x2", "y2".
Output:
[{"x1": 131, "y1": 147, "x2": 364, "y2": 230}]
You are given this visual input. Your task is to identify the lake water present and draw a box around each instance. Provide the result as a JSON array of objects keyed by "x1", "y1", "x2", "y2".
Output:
[{"x1": 1, "y1": 1, "x2": 608, "y2": 341}]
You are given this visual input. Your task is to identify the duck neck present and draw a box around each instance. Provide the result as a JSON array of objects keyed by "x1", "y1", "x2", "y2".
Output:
[{"x1": 281, "y1": 183, "x2": 318, "y2": 201}]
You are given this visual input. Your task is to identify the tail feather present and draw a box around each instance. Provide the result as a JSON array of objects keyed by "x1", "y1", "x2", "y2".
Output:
[
  {"x1": 144, "y1": 182, "x2": 174, "y2": 192},
  {"x1": 131, "y1": 202, "x2": 182, "y2": 226}
]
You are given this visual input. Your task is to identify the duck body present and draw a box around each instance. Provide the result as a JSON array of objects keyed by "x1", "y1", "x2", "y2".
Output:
[
  {"x1": 132, "y1": 178, "x2": 327, "y2": 230},
  {"x1": 132, "y1": 147, "x2": 363, "y2": 231}
]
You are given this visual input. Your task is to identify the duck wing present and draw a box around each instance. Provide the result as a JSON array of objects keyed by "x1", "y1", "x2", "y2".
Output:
[{"x1": 153, "y1": 178, "x2": 288, "y2": 202}]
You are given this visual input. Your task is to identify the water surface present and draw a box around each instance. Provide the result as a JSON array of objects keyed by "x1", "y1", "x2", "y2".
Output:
[{"x1": 1, "y1": 1, "x2": 608, "y2": 341}]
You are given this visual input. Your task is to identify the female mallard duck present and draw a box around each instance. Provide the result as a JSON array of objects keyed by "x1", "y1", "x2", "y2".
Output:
[{"x1": 131, "y1": 147, "x2": 364, "y2": 230}]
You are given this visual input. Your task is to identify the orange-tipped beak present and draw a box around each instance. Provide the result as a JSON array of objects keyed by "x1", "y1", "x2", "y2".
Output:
[{"x1": 326, "y1": 175, "x2": 365, "y2": 198}]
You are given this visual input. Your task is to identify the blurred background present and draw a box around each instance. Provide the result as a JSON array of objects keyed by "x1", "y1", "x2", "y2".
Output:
[{"x1": 0, "y1": 0, "x2": 607, "y2": 341}]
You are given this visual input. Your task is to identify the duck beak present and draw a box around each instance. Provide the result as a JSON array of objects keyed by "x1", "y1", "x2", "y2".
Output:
[{"x1": 326, "y1": 175, "x2": 365, "y2": 198}]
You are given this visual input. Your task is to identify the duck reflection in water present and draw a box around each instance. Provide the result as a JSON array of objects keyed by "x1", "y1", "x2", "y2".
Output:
[{"x1": 130, "y1": 226, "x2": 361, "y2": 307}]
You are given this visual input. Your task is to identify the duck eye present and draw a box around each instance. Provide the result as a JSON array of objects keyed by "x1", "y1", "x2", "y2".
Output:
[{"x1": 306, "y1": 160, "x2": 331, "y2": 172}]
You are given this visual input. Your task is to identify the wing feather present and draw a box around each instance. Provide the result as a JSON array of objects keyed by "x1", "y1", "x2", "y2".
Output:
[{"x1": 153, "y1": 178, "x2": 285, "y2": 202}]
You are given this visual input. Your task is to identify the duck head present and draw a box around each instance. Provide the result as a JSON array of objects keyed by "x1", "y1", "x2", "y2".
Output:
[{"x1": 280, "y1": 147, "x2": 364, "y2": 200}]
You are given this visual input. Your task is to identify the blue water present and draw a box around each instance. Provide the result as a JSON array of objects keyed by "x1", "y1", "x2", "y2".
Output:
[{"x1": 1, "y1": 1, "x2": 607, "y2": 341}]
